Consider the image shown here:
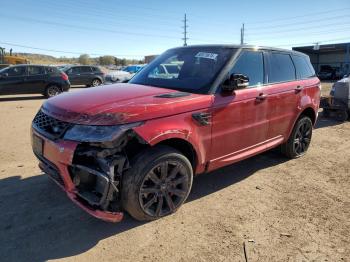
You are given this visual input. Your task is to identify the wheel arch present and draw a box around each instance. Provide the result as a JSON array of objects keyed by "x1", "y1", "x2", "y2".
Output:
[
  {"x1": 299, "y1": 107, "x2": 317, "y2": 125},
  {"x1": 156, "y1": 138, "x2": 197, "y2": 171}
]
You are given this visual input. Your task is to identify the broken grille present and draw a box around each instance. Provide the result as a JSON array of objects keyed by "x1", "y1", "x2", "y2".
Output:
[{"x1": 33, "y1": 110, "x2": 70, "y2": 138}]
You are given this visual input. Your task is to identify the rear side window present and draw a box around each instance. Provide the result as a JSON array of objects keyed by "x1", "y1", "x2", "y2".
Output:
[
  {"x1": 292, "y1": 55, "x2": 315, "y2": 79},
  {"x1": 91, "y1": 66, "x2": 101, "y2": 72},
  {"x1": 80, "y1": 66, "x2": 92, "y2": 73},
  {"x1": 268, "y1": 53, "x2": 296, "y2": 83},
  {"x1": 28, "y1": 66, "x2": 44, "y2": 75},
  {"x1": 230, "y1": 51, "x2": 264, "y2": 86}
]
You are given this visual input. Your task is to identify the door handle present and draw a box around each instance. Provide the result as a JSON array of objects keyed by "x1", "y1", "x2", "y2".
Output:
[
  {"x1": 256, "y1": 93, "x2": 267, "y2": 101},
  {"x1": 295, "y1": 85, "x2": 304, "y2": 93}
]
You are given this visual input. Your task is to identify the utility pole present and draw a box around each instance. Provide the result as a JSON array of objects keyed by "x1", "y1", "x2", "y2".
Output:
[
  {"x1": 182, "y1": 13, "x2": 188, "y2": 46},
  {"x1": 240, "y1": 23, "x2": 245, "y2": 45}
]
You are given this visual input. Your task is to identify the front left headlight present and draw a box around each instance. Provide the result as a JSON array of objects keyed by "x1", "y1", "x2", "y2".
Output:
[{"x1": 63, "y1": 122, "x2": 143, "y2": 143}]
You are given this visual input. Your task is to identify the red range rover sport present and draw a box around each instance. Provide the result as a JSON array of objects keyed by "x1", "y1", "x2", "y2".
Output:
[{"x1": 31, "y1": 45, "x2": 320, "y2": 222}]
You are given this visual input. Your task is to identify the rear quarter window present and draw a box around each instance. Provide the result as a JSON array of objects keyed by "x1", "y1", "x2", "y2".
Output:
[
  {"x1": 292, "y1": 55, "x2": 315, "y2": 79},
  {"x1": 268, "y1": 52, "x2": 296, "y2": 83}
]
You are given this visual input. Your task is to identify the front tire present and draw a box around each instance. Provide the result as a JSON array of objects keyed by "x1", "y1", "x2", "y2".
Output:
[
  {"x1": 122, "y1": 146, "x2": 193, "y2": 221},
  {"x1": 91, "y1": 78, "x2": 102, "y2": 87},
  {"x1": 281, "y1": 116, "x2": 313, "y2": 159}
]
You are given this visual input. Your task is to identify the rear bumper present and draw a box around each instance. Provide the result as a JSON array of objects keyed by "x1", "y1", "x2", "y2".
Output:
[
  {"x1": 62, "y1": 81, "x2": 70, "y2": 91},
  {"x1": 31, "y1": 128, "x2": 124, "y2": 223}
]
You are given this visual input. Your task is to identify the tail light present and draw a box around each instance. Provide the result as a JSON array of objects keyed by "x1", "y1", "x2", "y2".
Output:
[{"x1": 61, "y1": 72, "x2": 68, "y2": 81}]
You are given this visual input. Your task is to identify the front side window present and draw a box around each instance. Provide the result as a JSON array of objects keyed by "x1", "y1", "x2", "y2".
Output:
[
  {"x1": 268, "y1": 53, "x2": 296, "y2": 83},
  {"x1": 28, "y1": 66, "x2": 44, "y2": 75},
  {"x1": 130, "y1": 47, "x2": 236, "y2": 94},
  {"x1": 229, "y1": 51, "x2": 264, "y2": 87},
  {"x1": 6, "y1": 66, "x2": 26, "y2": 77}
]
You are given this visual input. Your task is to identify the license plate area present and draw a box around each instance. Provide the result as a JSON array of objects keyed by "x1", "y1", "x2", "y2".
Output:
[{"x1": 33, "y1": 135, "x2": 44, "y2": 156}]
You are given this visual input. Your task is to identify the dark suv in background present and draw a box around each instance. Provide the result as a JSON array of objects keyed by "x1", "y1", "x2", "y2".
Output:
[
  {"x1": 63, "y1": 65, "x2": 105, "y2": 87},
  {"x1": 0, "y1": 65, "x2": 70, "y2": 97}
]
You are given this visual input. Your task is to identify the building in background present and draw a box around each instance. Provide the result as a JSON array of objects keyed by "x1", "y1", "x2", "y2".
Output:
[
  {"x1": 144, "y1": 55, "x2": 157, "y2": 64},
  {"x1": 293, "y1": 42, "x2": 350, "y2": 79}
]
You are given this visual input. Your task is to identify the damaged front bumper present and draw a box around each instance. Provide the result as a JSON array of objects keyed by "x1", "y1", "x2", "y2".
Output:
[{"x1": 31, "y1": 128, "x2": 126, "y2": 223}]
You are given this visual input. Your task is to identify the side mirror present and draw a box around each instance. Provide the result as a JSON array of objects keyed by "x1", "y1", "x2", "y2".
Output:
[{"x1": 221, "y1": 73, "x2": 249, "y2": 92}]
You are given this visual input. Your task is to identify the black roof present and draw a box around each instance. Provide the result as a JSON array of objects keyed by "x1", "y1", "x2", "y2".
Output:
[{"x1": 172, "y1": 44, "x2": 307, "y2": 56}]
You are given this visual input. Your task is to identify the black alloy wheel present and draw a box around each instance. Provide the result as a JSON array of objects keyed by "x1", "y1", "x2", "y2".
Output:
[
  {"x1": 122, "y1": 146, "x2": 193, "y2": 221},
  {"x1": 139, "y1": 160, "x2": 190, "y2": 217},
  {"x1": 281, "y1": 116, "x2": 313, "y2": 158}
]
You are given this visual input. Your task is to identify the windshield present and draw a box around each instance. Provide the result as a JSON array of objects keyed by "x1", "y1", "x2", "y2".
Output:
[{"x1": 130, "y1": 47, "x2": 236, "y2": 94}]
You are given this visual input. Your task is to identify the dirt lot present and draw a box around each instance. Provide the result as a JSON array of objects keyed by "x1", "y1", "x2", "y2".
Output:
[{"x1": 0, "y1": 84, "x2": 349, "y2": 262}]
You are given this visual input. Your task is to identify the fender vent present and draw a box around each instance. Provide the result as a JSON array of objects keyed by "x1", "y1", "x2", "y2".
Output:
[{"x1": 155, "y1": 92, "x2": 190, "y2": 98}]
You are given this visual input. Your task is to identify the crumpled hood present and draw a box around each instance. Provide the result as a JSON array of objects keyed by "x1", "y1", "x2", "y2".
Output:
[{"x1": 42, "y1": 83, "x2": 213, "y2": 125}]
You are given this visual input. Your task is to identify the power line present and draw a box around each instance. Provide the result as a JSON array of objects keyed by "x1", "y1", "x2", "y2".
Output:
[
  {"x1": 246, "y1": 23, "x2": 350, "y2": 38},
  {"x1": 247, "y1": 14, "x2": 350, "y2": 31},
  {"x1": 0, "y1": 41, "x2": 145, "y2": 57},
  {"x1": 246, "y1": 7, "x2": 350, "y2": 25},
  {"x1": 0, "y1": 13, "x2": 180, "y2": 40}
]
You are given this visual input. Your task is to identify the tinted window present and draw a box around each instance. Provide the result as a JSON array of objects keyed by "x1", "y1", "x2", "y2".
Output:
[
  {"x1": 91, "y1": 66, "x2": 100, "y2": 72},
  {"x1": 268, "y1": 53, "x2": 295, "y2": 83},
  {"x1": 230, "y1": 51, "x2": 264, "y2": 86},
  {"x1": 130, "y1": 47, "x2": 236, "y2": 94},
  {"x1": 80, "y1": 66, "x2": 92, "y2": 73},
  {"x1": 68, "y1": 67, "x2": 80, "y2": 74},
  {"x1": 7, "y1": 66, "x2": 26, "y2": 77},
  {"x1": 46, "y1": 67, "x2": 58, "y2": 74},
  {"x1": 28, "y1": 66, "x2": 44, "y2": 75},
  {"x1": 292, "y1": 55, "x2": 314, "y2": 79}
]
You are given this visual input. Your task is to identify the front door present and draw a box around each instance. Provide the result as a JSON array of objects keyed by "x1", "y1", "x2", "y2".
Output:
[
  {"x1": 0, "y1": 66, "x2": 26, "y2": 95},
  {"x1": 209, "y1": 50, "x2": 269, "y2": 171}
]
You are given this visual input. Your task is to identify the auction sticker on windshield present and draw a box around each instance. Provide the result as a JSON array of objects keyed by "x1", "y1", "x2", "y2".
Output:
[{"x1": 195, "y1": 52, "x2": 218, "y2": 60}]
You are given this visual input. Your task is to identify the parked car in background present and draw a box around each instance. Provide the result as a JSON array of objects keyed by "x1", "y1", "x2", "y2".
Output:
[
  {"x1": 0, "y1": 65, "x2": 70, "y2": 97},
  {"x1": 318, "y1": 65, "x2": 342, "y2": 80},
  {"x1": 31, "y1": 45, "x2": 320, "y2": 222},
  {"x1": 149, "y1": 63, "x2": 181, "y2": 79},
  {"x1": 122, "y1": 65, "x2": 144, "y2": 74},
  {"x1": 105, "y1": 69, "x2": 133, "y2": 83},
  {"x1": 63, "y1": 65, "x2": 105, "y2": 87}
]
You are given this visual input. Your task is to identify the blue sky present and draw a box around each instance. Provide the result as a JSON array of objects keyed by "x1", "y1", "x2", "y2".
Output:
[{"x1": 1, "y1": 0, "x2": 350, "y2": 59}]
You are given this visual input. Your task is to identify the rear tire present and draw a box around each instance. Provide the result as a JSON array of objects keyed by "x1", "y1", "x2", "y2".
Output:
[
  {"x1": 122, "y1": 146, "x2": 193, "y2": 221},
  {"x1": 44, "y1": 85, "x2": 62, "y2": 98},
  {"x1": 335, "y1": 110, "x2": 348, "y2": 122},
  {"x1": 281, "y1": 116, "x2": 313, "y2": 159}
]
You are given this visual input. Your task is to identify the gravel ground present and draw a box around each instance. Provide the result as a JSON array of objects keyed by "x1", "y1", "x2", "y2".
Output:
[{"x1": 0, "y1": 84, "x2": 349, "y2": 262}]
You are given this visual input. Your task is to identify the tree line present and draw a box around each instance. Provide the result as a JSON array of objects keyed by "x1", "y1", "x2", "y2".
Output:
[{"x1": 78, "y1": 54, "x2": 143, "y2": 66}]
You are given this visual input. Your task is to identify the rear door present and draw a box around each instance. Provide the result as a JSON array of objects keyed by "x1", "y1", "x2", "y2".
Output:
[
  {"x1": 22, "y1": 66, "x2": 47, "y2": 94},
  {"x1": 209, "y1": 50, "x2": 269, "y2": 170},
  {"x1": 0, "y1": 66, "x2": 26, "y2": 95},
  {"x1": 79, "y1": 66, "x2": 93, "y2": 85},
  {"x1": 66, "y1": 67, "x2": 81, "y2": 85},
  {"x1": 263, "y1": 52, "x2": 300, "y2": 141}
]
